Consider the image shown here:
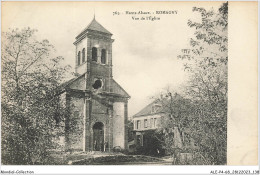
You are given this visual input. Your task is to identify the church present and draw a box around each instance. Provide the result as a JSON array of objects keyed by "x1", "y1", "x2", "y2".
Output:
[{"x1": 59, "y1": 18, "x2": 130, "y2": 152}]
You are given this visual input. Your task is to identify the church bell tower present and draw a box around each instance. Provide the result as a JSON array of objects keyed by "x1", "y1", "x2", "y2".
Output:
[
  {"x1": 63, "y1": 17, "x2": 130, "y2": 153},
  {"x1": 73, "y1": 18, "x2": 114, "y2": 93}
]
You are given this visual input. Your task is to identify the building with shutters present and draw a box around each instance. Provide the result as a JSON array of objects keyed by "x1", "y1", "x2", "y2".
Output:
[
  {"x1": 132, "y1": 95, "x2": 196, "y2": 156},
  {"x1": 132, "y1": 99, "x2": 169, "y2": 149}
]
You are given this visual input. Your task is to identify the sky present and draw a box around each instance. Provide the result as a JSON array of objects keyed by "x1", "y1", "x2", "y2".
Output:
[{"x1": 2, "y1": 1, "x2": 223, "y2": 117}]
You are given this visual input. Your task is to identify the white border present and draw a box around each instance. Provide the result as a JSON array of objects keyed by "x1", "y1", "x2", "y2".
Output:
[{"x1": 0, "y1": 0, "x2": 259, "y2": 175}]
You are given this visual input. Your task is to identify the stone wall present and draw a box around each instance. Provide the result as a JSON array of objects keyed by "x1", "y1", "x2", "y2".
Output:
[
  {"x1": 75, "y1": 31, "x2": 113, "y2": 75},
  {"x1": 75, "y1": 38, "x2": 88, "y2": 74},
  {"x1": 90, "y1": 99, "x2": 110, "y2": 151},
  {"x1": 89, "y1": 63, "x2": 112, "y2": 92},
  {"x1": 88, "y1": 36, "x2": 113, "y2": 92},
  {"x1": 65, "y1": 94, "x2": 128, "y2": 152},
  {"x1": 68, "y1": 97, "x2": 84, "y2": 151},
  {"x1": 87, "y1": 37, "x2": 112, "y2": 65},
  {"x1": 69, "y1": 75, "x2": 86, "y2": 90},
  {"x1": 76, "y1": 63, "x2": 88, "y2": 75},
  {"x1": 113, "y1": 102, "x2": 125, "y2": 149}
]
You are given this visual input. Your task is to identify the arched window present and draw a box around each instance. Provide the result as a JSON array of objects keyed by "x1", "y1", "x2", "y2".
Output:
[
  {"x1": 82, "y1": 48, "x2": 85, "y2": 63},
  {"x1": 78, "y1": 51, "x2": 81, "y2": 66},
  {"x1": 92, "y1": 47, "x2": 97, "y2": 62},
  {"x1": 101, "y1": 49, "x2": 106, "y2": 64}
]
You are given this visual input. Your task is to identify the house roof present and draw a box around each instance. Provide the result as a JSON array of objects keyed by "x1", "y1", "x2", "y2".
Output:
[
  {"x1": 76, "y1": 18, "x2": 112, "y2": 39},
  {"x1": 133, "y1": 99, "x2": 168, "y2": 118},
  {"x1": 133, "y1": 94, "x2": 188, "y2": 118}
]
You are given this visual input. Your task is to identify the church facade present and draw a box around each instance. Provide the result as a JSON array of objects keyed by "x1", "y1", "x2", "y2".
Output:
[{"x1": 60, "y1": 18, "x2": 130, "y2": 152}]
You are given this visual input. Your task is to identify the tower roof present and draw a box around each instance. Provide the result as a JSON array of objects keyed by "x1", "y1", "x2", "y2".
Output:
[{"x1": 76, "y1": 18, "x2": 112, "y2": 39}]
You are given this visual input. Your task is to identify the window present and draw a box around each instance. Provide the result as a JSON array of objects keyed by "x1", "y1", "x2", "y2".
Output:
[
  {"x1": 78, "y1": 51, "x2": 81, "y2": 65},
  {"x1": 92, "y1": 79, "x2": 102, "y2": 89},
  {"x1": 154, "y1": 118, "x2": 157, "y2": 127},
  {"x1": 92, "y1": 47, "x2": 97, "y2": 62},
  {"x1": 82, "y1": 48, "x2": 85, "y2": 63},
  {"x1": 150, "y1": 118, "x2": 154, "y2": 128},
  {"x1": 144, "y1": 119, "x2": 148, "y2": 128},
  {"x1": 101, "y1": 49, "x2": 106, "y2": 64},
  {"x1": 137, "y1": 120, "x2": 141, "y2": 129}
]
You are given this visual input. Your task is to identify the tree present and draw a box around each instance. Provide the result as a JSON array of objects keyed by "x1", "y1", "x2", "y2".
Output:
[
  {"x1": 153, "y1": 2, "x2": 228, "y2": 165},
  {"x1": 180, "y1": 2, "x2": 228, "y2": 105},
  {"x1": 1, "y1": 28, "x2": 71, "y2": 164},
  {"x1": 152, "y1": 91, "x2": 196, "y2": 163},
  {"x1": 177, "y1": 2, "x2": 228, "y2": 164}
]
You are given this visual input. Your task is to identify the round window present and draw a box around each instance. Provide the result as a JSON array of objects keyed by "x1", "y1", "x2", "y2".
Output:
[{"x1": 92, "y1": 79, "x2": 102, "y2": 89}]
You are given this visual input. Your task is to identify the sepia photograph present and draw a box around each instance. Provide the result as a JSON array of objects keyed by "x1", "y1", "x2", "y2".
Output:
[{"x1": 1, "y1": 1, "x2": 258, "y2": 174}]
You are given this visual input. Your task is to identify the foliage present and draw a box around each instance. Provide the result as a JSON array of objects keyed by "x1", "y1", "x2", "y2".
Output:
[
  {"x1": 153, "y1": 93, "x2": 196, "y2": 155},
  {"x1": 126, "y1": 120, "x2": 135, "y2": 142},
  {"x1": 155, "y1": 2, "x2": 228, "y2": 165},
  {"x1": 135, "y1": 130, "x2": 165, "y2": 157},
  {"x1": 1, "y1": 28, "x2": 71, "y2": 164},
  {"x1": 181, "y1": 2, "x2": 228, "y2": 165},
  {"x1": 181, "y1": 2, "x2": 227, "y2": 165},
  {"x1": 180, "y1": 2, "x2": 228, "y2": 104}
]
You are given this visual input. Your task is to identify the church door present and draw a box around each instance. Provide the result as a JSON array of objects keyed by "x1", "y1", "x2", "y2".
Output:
[{"x1": 93, "y1": 122, "x2": 104, "y2": 151}]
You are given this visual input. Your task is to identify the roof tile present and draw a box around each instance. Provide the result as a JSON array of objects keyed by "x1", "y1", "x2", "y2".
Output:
[{"x1": 76, "y1": 18, "x2": 112, "y2": 39}]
